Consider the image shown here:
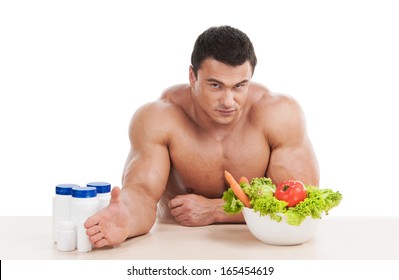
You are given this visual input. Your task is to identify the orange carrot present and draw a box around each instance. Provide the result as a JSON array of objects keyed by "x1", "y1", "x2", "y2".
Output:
[
  {"x1": 239, "y1": 176, "x2": 249, "y2": 184},
  {"x1": 224, "y1": 170, "x2": 251, "y2": 207}
]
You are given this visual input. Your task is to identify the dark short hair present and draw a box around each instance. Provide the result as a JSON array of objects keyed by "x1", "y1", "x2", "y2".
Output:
[{"x1": 191, "y1": 25, "x2": 257, "y2": 78}]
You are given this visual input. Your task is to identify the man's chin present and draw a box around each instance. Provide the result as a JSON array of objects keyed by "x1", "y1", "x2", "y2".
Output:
[{"x1": 212, "y1": 114, "x2": 238, "y2": 125}]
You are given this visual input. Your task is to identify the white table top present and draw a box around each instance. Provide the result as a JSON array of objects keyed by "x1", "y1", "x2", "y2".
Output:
[{"x1": 1, "y1": 216, "x2": 398, "y2": 260}]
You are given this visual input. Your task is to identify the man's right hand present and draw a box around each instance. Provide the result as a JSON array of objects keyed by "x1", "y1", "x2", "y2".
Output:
[{"x1": 84, "y1": 186, "x2": 130, "y2": 248}]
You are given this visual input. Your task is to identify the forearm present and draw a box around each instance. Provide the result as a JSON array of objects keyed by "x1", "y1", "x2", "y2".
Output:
[
  {"x1": 213, "y1": 198, "x2": 245, "y2": 224},
  {"x1": 121, "y1": 187, "x2": 158, "y2": 238}
]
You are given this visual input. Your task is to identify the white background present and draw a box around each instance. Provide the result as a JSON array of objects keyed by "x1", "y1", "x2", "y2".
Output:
[{"x1": 1, "y1": 0, "x2": 398, "y2": 217}]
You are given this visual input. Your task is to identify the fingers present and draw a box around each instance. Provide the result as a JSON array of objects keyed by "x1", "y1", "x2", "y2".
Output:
[
  {"x1": 168, "y1": 196, "x2": 184, "y2": 222},
  {"x1": 170, "y1": 207, "x2": 184, "y2": 218},
  {"x1": 168, "y1": 194, "x2": 215, "y2": 227},
  {"x1": 86, "y1": 223, "x2": 109, "y2": 248},
  {"x1": 169, "y1": 195, "x2": 197, "y2": 225},
  {"x1": 84, "y1": 212, "x2": 101, "y2": 229},
  {"x1": 169, "y1": 194, "x2": 193, "y2": 209},
  {"x1": 93, "y1": 238, "x2": 110, "y2": 248},
  {"x1": 89, "y1": 231, "x2": 104, "y2": 244},
  {"x1": 85, "y1": 186, "x2": 121, "y2": 228},
  {"x1": 82, "y1": 187, "x2": 126, "y2": 249},
  {"x1": 110, "y1": 186, "x2": 121, "y2": 204},
  {"x1": 168, "y1": 196, "x2": 182, "y2": 209},
  {"x1": 86, "y1": 224, "x2": 102, "y2": 236}
]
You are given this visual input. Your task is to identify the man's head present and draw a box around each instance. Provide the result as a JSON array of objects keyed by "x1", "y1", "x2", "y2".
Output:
[{"x1": 191, "y1": 26, "x2": 257, "y2": 78}]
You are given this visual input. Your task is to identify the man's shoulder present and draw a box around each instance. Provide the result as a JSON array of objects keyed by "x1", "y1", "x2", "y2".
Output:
[
  {"x1": 159, "y1": 84, "x2": 191, "y2": 105},
  {"x1": 130, "y1": 85, "x2": 190, "y2": 129},
  {"x1": 249, "y1": 84, "x2": 306, "y2": 138},
  {"x1": 131, "y1": 100, "x2": 183, "y2": 124},
  {"x1": 249, "y1": 83, "x2": 301, "y2": 116}
]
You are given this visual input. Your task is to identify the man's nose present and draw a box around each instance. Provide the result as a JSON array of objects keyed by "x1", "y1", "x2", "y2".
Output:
[{"x1": 220, "y1": 90, "x2": 234, "y2": 107}]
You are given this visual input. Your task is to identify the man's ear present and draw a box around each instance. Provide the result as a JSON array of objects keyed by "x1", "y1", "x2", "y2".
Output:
[{"x1": 189, "y1": 66, "x2": 196, "y2": 87}]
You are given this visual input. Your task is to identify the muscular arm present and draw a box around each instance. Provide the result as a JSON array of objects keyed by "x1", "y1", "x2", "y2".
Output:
[
  {"x1": 84, "y1": 102, "x2": 171, "y2": 247},
  {"x1": 121, "y1": 102, "x2": 171, "y2": 237},
  {"x1": 264, "y1": 95, "x2": 320, "y2": 186}
]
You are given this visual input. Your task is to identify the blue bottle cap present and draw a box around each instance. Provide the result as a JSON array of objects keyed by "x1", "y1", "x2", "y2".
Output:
[
  {"x1": 86, "y1": 182, "x2": 111, "y2": 194},
  {"x1": 55, "y1": 184, "x2": 79, "y2": 195},
  {"x1": 72, "y1": 187, "x2": 97, "y2": 198}
]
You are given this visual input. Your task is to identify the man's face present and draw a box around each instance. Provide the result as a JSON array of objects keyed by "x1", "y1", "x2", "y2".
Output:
[{"x1": 190, "y1": 58, "x2": 252, "y2": 125}]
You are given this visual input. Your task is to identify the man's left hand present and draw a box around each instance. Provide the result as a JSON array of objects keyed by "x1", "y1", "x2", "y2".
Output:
[{"x1": 168, "y1": 194, "x2": 223, "y2": 226}]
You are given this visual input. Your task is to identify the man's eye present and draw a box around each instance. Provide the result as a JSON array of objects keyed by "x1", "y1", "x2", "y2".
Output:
[{"x1": 211, "y1": 84, "x2": 220, "y2": 88}]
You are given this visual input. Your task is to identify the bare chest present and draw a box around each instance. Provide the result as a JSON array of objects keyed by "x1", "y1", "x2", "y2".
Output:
[{"x1": 167, "y1": 129, "x2": 270, "y2": 198}]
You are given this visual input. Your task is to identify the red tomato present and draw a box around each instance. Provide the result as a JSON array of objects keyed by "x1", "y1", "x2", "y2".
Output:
[{"x1": 275, "y1": 180, "x2": 307, "y2": 207}]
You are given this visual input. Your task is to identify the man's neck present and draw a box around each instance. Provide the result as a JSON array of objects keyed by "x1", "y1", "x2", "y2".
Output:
[{"x1": 189, "y1": 102, "x2": 244, "y2": 142}]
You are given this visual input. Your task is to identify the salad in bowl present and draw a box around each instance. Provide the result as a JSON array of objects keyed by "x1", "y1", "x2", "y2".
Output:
[{"x1": 223, "y1": 171, "x2": 343, "y2": 245}]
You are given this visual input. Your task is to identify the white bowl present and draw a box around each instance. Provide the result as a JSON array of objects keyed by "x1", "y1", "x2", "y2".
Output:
[{"x1": 242, "y1": 207, "x2": 320, "y2": 245}]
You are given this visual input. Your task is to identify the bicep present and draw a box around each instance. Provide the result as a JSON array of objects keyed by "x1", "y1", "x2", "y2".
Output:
[
  {"x1": 266, "y1": 136, "x2": 319, "y2": 186},
  {"x1": 264, "y1": 95, "x2": 319, "y2": 186},
  {"x1": 122, "y1": 103, "x2": 171, "y2": 203}
]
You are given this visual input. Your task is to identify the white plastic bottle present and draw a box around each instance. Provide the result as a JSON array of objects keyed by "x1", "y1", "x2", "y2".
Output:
[
  {"x1": 56, "y1": 221, "x2": 76, "y2": 252},
  {"x1": 52, "y1": 184, "x2": 78, "y2": 243},
  {"x1": 70, "y1": 186, "x2": 99, "y2": 252},
  {"x1": 87, "y1": 182, "x2": 111, "y2": 209}
]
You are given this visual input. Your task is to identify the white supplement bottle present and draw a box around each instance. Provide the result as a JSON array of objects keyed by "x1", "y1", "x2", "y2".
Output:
[
  {"x1": 56, "y1": 221, "x2": 76, "y2": 252},
  {"x1": 52, "y1": 184, "x2": 78, "y2": 243},
  {"x1": 87, "y1": 182, "x2": 111, "y2": 209},
  {"x1": 70, "y1": 186, "x2": 99, "y2": 252}
]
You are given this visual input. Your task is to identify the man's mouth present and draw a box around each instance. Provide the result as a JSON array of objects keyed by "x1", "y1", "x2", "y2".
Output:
[{"x1": 216, "y1": 109, "x2": 236, "y2": 115}]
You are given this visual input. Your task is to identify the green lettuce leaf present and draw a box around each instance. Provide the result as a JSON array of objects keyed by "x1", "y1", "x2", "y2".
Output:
[
  {"x1": 243, "y1": 177, "x2": 275, "y2": 199},
  {"x1": 222, "y1": 188, "x2": 245, "y2": 214}
]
